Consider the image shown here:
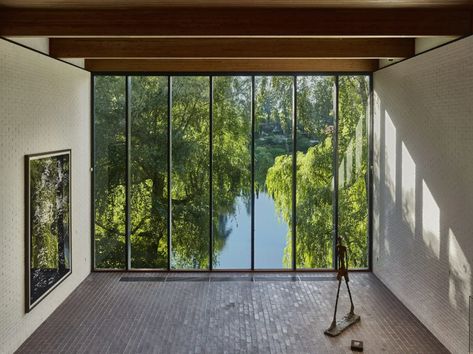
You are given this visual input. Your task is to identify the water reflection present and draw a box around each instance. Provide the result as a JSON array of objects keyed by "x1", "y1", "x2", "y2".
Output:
[
  {"x1": 255, "y1": 192, "x2": 289, "y2": 268},
  {"x1": 215, "y1": 192, "x2": 287, "y2": 269},
  {"x1": 214, "y1": 196, "x2": 251, "y2": 269}
]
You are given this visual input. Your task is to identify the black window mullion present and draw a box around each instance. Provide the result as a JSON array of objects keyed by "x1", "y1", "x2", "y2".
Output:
[
  {"x1": 125, "y1": 75, "x2": 131, "y2": 270},
  {"x1": 292, "y1": 76, "x2": 297, "y2": 271},
  {"x1": 167, "y1": 76, "x2": 172, "y2": 271},
  {"x1": 91, "y1": 75, "x2": 96, "y2": 271},
  {"x1": 209, "y1": 76, "x2": 214, "y2": 271},
  {"x1": 368, "y1": 74, "x2": 374, "y2": 271},
  {"x1": 251, "y1": 76, "x2": 255, "y2": 271},
  {"x1": 333, "y1": 76, "x2": 340, "y2": 270}
]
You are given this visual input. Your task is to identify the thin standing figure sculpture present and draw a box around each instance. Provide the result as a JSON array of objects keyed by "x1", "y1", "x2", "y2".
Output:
[{"x1": 324, "y1": 237, "x2": 360, "y2": 337}]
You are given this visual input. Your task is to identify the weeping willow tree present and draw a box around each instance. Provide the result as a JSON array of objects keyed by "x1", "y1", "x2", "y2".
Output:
[
  {"x1": 94, "y1": 76, "x2": 254, "y2": 269},
  {"x1": 266, "y1": 75, "x2": 369, "y2": 268}
]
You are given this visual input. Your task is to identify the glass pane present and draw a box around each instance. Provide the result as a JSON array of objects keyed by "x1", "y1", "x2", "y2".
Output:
[
  {"x1": 338, "y1": 75, "x2": 370, "y2": 269},
  {"x1": 130, "y1": 76, "x2": 168, "y2": 269},
  {"x1": 171, "y1": 76, "x2": 210, "y2": 269},
  {"x1": 296, "y1": 76, "x2": 335, "y2": 269},
  {"x1": 255, "y1": 76, "x2": 293, "y2": 269},
  {"x1": 94, "y1": 76, "x2": 126, "y2": 269},
  {"x1": 212, "y1": 76, "x2": 252, "y2": 269}
]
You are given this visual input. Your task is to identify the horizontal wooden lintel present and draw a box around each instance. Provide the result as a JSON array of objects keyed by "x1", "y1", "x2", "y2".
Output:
[
  {"x1": 50, "y1": 38, "x2": 414, "y2": 59},
  {"x1": 84, "y1": 58, "x2": 379, "y2": 72}
]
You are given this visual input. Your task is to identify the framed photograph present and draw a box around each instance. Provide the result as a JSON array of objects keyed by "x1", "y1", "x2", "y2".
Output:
[{"x1": 25, "y1": 149, "x2": 72, "y2": 312}]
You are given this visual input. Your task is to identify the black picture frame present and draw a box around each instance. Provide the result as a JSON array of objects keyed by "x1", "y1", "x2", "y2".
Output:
[{"x1": 25, "y1": 149, "x2": 72, "y2": 312}]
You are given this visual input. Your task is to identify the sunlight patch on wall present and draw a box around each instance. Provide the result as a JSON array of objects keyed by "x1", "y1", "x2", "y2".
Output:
[
  {"x1": 422, "y1": 181, "x2": 440, "y2": 259},
  {"x1": 401, "y1": 142, "x2": 416, "y2": 234},
  {"x1": 385, "y1": 111, "x2": 396, "y2": 202},
  {"x1": 372, "y1": 92, "x2": 381, "y2": 257},
  {"x1": 448, "y1": 228, "x2": 472, "y2": 309}
]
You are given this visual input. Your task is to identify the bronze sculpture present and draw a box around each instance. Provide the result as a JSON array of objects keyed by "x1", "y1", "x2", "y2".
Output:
[{"x1": 324, "y1": 237, "x2": 360, "y2": 337}]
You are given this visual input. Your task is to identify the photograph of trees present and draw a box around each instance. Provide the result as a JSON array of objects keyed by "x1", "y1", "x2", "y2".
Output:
[{"x1": 27, "y1": 150, "x2": 71, "y2": 310}]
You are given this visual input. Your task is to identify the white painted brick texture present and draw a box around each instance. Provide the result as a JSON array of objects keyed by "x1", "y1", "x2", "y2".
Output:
[
  {"x1": 373, "y1": 35, "x2": 473, "y2": 354},
  {"x1": 0, "y1": 39, "x2": 91, "y2": 353}
]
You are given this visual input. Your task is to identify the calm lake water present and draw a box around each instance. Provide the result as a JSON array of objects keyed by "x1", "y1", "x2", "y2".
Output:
[{"x1": 215, "y1": 192, "x2": 288, "y2": 269}]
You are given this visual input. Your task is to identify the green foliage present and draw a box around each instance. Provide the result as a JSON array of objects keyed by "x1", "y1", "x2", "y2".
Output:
[
  {"x1": 129, "y1": 76, "x2": 168, "y2": 268},
  {"x1": 338, "y1": 76, "x2": 369, "y2": 268},
  {"x1": 254, "y1": 76, "x2": 293, "y2": 192},
  {"x1": 170, "y1": 76, "x2": 211, "y2": 269},
  {"x1": 265, "y1": 75, "x2": 369, "y2": 268},
  {"x1": 266, "y1": 76, "x2": 335, "y2": 268},
  {"x1": 212, "y1": 76, "x2": 252, "y2": 267},
  {"x1": 94, "y1": 76, "x2": 126, "y2": 269}
]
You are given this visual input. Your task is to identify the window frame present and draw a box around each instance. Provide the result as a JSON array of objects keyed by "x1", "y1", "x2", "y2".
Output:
[{"x1": 91, "y1": 72, "x2": 373, "y2": 272}]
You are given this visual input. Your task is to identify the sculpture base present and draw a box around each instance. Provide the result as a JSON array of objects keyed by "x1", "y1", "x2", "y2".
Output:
[{"x1": 324, "y1": 313, "x2": 360, "y2": 337}]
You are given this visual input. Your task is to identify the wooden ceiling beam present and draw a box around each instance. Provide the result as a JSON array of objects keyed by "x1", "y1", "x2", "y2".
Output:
[
  {"x1": 50, "y1": 38, "x2": 414, "y2": 59},
  {"x1": 2, "y1": 0, "x2": 473, "y2": 9},
  {"x1": 1, "y1": 8, "x2": 471, "y2": 36},
  {"x1": 84, "y1": 58, "x2": 379, "y2": 72}
]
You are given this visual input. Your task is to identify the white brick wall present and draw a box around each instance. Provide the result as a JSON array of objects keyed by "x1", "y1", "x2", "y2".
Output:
[
  {"x1": 373, "y1": 35, "x2": 473, "y2": 354},
  {"x1": 0, "y1": 39, "x2": 91, "y2": 353}
]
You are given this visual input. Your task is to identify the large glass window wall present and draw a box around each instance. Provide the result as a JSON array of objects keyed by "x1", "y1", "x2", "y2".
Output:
[{"x1": 93, "y1": 74, "x2": 370, "y2": 270}]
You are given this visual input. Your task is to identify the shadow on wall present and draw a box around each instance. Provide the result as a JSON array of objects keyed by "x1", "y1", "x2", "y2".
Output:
[{"x1": 374, "y1": 86, "x2": 472, "y2": 353}]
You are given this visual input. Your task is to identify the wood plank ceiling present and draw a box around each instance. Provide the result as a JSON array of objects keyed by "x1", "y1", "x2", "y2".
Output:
[{"x1": 1, "y1": 1, "x2": 472, "y2": 72}]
